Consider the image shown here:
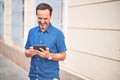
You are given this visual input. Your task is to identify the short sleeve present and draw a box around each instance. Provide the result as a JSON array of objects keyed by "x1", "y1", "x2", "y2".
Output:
[
  {"x1": 56, "y1": 32, "x2": 67, "y2": 52},
  {"x1": 24, "y1": 30, "x2": 31, "y2": 49}
]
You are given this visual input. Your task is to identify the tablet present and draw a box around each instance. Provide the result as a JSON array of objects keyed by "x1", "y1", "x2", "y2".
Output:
[{"x1": 33, "y1": 45, "x2": 46, "y2": 52}]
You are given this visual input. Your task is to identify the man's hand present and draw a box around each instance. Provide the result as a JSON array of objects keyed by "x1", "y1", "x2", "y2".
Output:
[
  {"x1": 25, "y1": 47, "x2": 37, "y2": 58},
  {"x1": 36, "y1": 48, "x2": 51, "y2": 59},
  {"x1": 25, "y1": 47, "x2": 66, "y2": 61}
]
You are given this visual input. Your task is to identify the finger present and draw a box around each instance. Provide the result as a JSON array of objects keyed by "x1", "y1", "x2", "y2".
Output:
[
  {"x1": 36, "y1": 50, "x2": 44, "y2": 55},
  {"x1": 37, "y1": 51, "x2": 45, "y2": 58},
  {"x1": 29, "y1": 46, "x2": 33, "y2": 50},
  {"x1": 30, "y1": 46, "x2": 33, "y2": 49},
  {"x1": 30, "y1": 47, "x2": 36, "y2": 53},
  {"x1": 39, "y1": 48, "x2": 45, "y2": 52},
  {"x1": 46, "y1": 47, "x2": 49, "y2": 51}
]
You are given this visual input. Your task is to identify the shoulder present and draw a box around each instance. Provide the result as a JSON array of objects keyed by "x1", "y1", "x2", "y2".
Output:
[
  {"x1": 29, "y1": 26, "x2": 39, "y2": 33},
  {"x1": 50, "y1": 26, "x2": 65, "y2": 38},
  {"x1": 50, "y1": 26, "x2": 63, "y2": 35}
]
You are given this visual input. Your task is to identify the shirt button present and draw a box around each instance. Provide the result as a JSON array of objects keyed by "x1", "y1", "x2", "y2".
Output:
[
  {"x1": 37, "y1": 58, "x2": 39, "y2": 61},
  {"x1": 36, "y1": 79, "x2": 38, "y2": 80},
  {"x1": 36, "y1": 75, "x2": 38, "y2": 77},
  {"x1": 40, "y1": 41, "x2": 42, "y2": 43},
  {"x1": 36, "y1": 67, "x2": 38, "y2": 70}
]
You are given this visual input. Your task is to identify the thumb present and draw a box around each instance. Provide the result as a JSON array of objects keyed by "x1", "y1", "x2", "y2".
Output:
[{"x1": 46, "y1": 47, "x2": 49, "y2": 51}]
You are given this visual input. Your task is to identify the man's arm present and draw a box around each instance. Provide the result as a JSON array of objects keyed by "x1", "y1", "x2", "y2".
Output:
[
  {"x1": 36, "y1": 48, "x2": 66, "y2": 61},
  {"x1": 25, "y1": 47, "x2": 66, "y2": 61},
  {"x1": 49, "y1": 52, "x2": 66, "y2": 61}
]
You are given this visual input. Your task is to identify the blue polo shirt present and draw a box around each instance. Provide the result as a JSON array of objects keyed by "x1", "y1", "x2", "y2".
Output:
[{"x1": 25, "y1": 23, "x2": 67, "y2": 80}]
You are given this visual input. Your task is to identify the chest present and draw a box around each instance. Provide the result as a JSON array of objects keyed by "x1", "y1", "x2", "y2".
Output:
[{"x1": 30, "y1": 32, "x2": 57, "y2": 48}]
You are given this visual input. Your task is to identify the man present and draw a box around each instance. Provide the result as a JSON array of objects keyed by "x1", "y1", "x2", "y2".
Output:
[{"x1": 25, "y1": 3, "x2": 67, "y2": 80}]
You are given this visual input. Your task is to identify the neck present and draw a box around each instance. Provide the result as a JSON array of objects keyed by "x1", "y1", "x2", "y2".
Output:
[{"x1": 41, "y1": 29, "x2": 46, "y2": 32}]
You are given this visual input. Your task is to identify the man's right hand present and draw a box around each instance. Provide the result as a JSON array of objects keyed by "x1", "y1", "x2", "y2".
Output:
[{"x1": 25, "y1": 47, "x2": 37, "y2": 58}]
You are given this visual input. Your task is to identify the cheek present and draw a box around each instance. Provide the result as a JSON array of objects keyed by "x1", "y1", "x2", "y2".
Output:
[
  {"x1": 47, "y1": 19, "x2": 50, "y2": 23},
  {"x1": 44, "y1": 20, "x2": 49, "y2": 24}
]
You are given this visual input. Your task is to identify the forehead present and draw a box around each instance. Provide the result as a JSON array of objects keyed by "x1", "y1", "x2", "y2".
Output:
[{"x1": 36, "y1": 9, "x2": 50, "y2": 16}]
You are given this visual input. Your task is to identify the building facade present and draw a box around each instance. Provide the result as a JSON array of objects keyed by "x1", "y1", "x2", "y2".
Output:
[{"x1": 0, "y1": 0, "x2": 120, "y2": 80}]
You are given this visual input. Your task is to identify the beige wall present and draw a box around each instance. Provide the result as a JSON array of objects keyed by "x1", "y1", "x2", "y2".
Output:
[
  {"x1": 3, "y1": 0, "x2": 12, "y2": 43},
  {"x1": 62, "y1": 0, "x2": 120, "y2": 80},
  {"x1": 1, "y1": 0, "x2": 35, "y2": 72},
  {"x1": 24, "y1": 0, "x2": 36, "y2": 45}
]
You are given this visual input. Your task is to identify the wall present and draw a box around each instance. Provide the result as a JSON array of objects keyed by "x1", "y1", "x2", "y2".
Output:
[
  {"x1": 3, "y1": 0, "x2": 12, "y2": 43},
  {"x1": 0, "y1": 0, "x2": 4, "y2": 39},
  {"x1": 62, "y1": 0, "x2": 120, "y2": 80},
  {"x1": 24, "y1": 0, "x2": 36, "y2": 45}
]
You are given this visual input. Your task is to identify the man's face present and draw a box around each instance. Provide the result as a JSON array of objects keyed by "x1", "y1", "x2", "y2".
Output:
[{"x1": 36, "y1": 9, "x2": 51, "y2": 31}]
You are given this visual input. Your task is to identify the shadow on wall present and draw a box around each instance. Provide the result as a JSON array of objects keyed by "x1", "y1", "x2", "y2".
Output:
[{"x1": 0, "y1": 39, "x2": 30, "y2": 71}]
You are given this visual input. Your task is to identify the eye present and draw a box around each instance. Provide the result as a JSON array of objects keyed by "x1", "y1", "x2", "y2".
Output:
[
  {"x1": 38, "y1": 17, "x2": 42, "y2": 20},
  {"x1": 44, "y1": 18, "x2": 47, "y2": 20}
]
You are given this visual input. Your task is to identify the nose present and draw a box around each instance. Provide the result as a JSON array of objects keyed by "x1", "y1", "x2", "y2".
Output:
[{"x1": 40, "y1": 19, "x2": 45, "y2": 24}]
